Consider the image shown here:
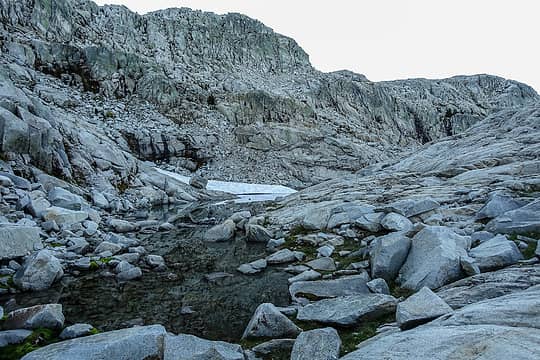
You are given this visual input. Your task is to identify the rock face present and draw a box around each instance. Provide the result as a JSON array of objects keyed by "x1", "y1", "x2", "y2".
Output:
[
  {"x1": 396, "y1": 287, "x2": 453, "y2": 329},
  {"x1": 13, "y1": 250, "x2": 64, "y2": 291},
  {"x1": 242, "y1": 303, "x2": 302, "y2": 339},
  {"x1": 398, "y1": 226, "x2": 471, "y2": 290},
  {"x1": 290, "y1": 327, "x2": 341, "y2": 360},
  {"x1": 0, "y1": 225, "x2": 42, "y2": 260}
]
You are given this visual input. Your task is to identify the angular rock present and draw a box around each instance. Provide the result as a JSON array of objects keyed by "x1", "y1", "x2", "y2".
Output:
[
  {"x1": 0, "y1": 225, "x2": 42, "y2": 260},
  {"x1": 367, "y1": 278, "x2": 390, "y2": 295},
  {"x1": 370, "y1": 232, "x2": 411, "y2": 282},
  {"x1": 289, "y1": 274, "x2": 370, "y2": 302},
  {"x1": 237, "y1": 259, "x2": 267, "y2": 275},
  {"x1": 204, "y1": 220, "x2": 236, "y2": 242},
  {"x1": 242, "y1": 303, "x2": 302, "y2": 339},
  {"x1": 288, "y1": 270, "x2": 322, "y2": 284},
  {"x1": 305, "y1": 257, "x2": 336, "y2": 271},
  {"x1": 486, "y1": 199, "x2": 540, "y2": 234},
  {"x1": 109, "y1": 219, "x2": 138, "y2": 233},
  {"x1": 95, "y1": 241, "x2": 122, "y2": 255},
  {"x1": 13, "y1": 250, "x2": 63, "y2": 291},
  {"x1": 385, "y1": 198, "x2": 440, "y2": 218},
  {"x1": 59, "y1": 323, "x2": 95, "y2": 340},
  {"x1": 4, "y1": 304, "x2": 64, "y2": 330},
  {"x1": 189, "y1": 175, "x2": 208, "y2": 189},
  {"x1": 354, "y1": 212, "x2": 385, "y2": 232},
  {"x1": 469, "y1": 235, "x2": 523, "y2": 271},
  {"x1": 476, "y1": 192, "x2": 524, "y2": 220},
  {"x1": 267, "y1": 249, "x2": 297, "y2": 264},
  {"x1": 396, "y1": 287, "x2": 453, "y2": 329},
  {"x1": 381, "y1": 212, "x2": 413, "y2": 232},
  {"x1": 460, "y1": 255, "x2": 481, "y2": 276},
  {"x1": 48, "y1": 187, "x2": 84, "y2": 210},
  {"x1": 42, "y1": 207, "x2": 88, "y2": 226},
  {"x1": 146, "y1": 254, "x2": 165, "y2": 268},
  {"x1": 117, "y1": 267, "x2": 142, "y2": 282},
  {"x1": 246, "y1": 224, "x2": 273, "y2": 243},
  {"x1": 291, "y1": 327, "x2": 341, "y2": 360},
  {"x1": 398, "y1": 226, "x2": 470, "y2": 290},
  {"x1": 252, "y1": 339, "x2": 295, "y2": 358},
  {"x1": 165, "y1": 333, "x2": 244, "y2": 360},
  {"x1": 297, "y1": 294, "x2": 397, "y2": 326},
  {"x1": 0, "y1": 329, "x2": 33, "y2": 347}
]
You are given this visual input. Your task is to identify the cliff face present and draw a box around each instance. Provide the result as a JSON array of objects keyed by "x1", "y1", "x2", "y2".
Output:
[{"x1": 0, "y1": 0, "x2": 538, "y2": 187}]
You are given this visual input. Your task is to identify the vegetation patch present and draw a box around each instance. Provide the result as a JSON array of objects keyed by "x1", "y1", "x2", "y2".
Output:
[
  {"x1": 0, "y1": 328, "x2": 60, "y2": 360},
  {"x1": 339, "y1": 314, "x2": 395, "y2": 356}
]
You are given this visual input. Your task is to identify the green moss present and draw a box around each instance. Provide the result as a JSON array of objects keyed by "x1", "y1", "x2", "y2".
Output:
[
  {"x1": 49, "y1": 242, "x2": 63, "y2": 248},
  {"x1": 89, "y1": 261, "x2": 100, "y2": 271},
  {"x1": 0, "y1": 328, "x2": 60, "y2": 360},
  {"x1": 89, "y1": 327, "x2": 100, "y2": 335},
  {"x1": 339, "y1": 314, "x2": 395, "y2": 356},
  {"x1": 99, "y1": 257, "x2": 113, "y2": 264}
]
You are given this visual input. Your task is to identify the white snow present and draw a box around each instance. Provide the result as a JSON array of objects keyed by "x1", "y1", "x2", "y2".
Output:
[{"x1": 156, "y1": 168, "x2": 296, "y2": 203}]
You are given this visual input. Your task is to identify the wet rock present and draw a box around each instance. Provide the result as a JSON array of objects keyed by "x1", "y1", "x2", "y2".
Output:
[
  {"x1": 4, "y1": 304, "x2": 64, "y2": 330},
  {"x1": 242, "y1": 303, "x2": 302, "y2": 339},
  {"x1": 370, "y1": 232, "x2": 411, "y2": 282},
  {"x1": 204, "y1": 220, "x2": 236, "y2": 242},
  {"x1": 0, "y1": 329, "x2": 33, "y2": 347},
  {"x1": 237, "y1": 259, "x2": 267, "y2": 275},
  {"x1": 21, "y1": 325, "x2": 166, "y2": 360},
  {"x1": 469, "y1": 235, "x2": 523, "y2": 271},
  {"x1": 367, "y1": 278, "x2": 390, "y2": 294},
  {"x1": 297, "y1": 294, "x2": 397, "y2": 326},
  {"x1": 14, "y1": 250, "x2": 63, "y2": 291},
  {"x1": 289, "y1": 274, "x2": 370, "y2": 302},
  {"x1": 59, "y1": 323, "x2": 94, "y2": 339},
  {"x1": 291, "y1": 327, "x2": 341, "y2": 360},
  {"x1": 0, "y1": 225, "x2": 42, "y2": 260},
  {"x1": 381, "y1": 212, "x2": 413, "y2": 232},
  {"x1": 398, "y1": 226, "x2": 470, "y2": 290},
  {"x1": 396, "y1": 287, "x2": 453, "y2": 329}
]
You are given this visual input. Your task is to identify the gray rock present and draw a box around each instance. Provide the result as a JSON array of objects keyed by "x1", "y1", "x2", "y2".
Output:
[
  {"x1": 370, "y1": 232, "x2": 411, "y2": 282},
  {"x1": 237, "y1": 259, "x2": 267, "y2": 275},
  {"x1": 189, "y1": 175, "x2": 208, "y2": 189},
  {"x1": 146, "y1": 254, "x2": 165, "y2": 268},
  {"x1": 41, "y1": 220, "x2": 60, "y2": 232},
  {"x1": 354, "y1": 212, "x2": 385, "y2": 232},
  {"x1": 0, "y1": 172, "x2": 30, "y2": 190},
  {"x1": 48, "y1": 187, "x2": 84, "y2": 210},
  {"x1": 267, "y1": 249, "x2": 297, "y2": 264},
  {"x1": 396, "y1": 287, "x2": 453, "y2": 329},
  {"x1": 0, "y1": 329, "x2": 33, "y2": 347},
  {"x1": 367, "y1": 278, "x2": 390, "y2": 294},
  {"x1": 289, "y1": 274, "x2": 370, "y2": 302},
  {"x1": 14, "y1": 250, "x2": 64, "y2": 291},
  {"x1": 288, "y1": 270, "x2": 322, "y2": 284},
  {"x1": 42, "y1": 207, "x2": 89, "y2": 226},
  {"x1": 91, "y1": 190, "x2": 110, "y2": 209},
  {"x1": 486, "y1": 199, "x2": 540, "y2": 234},
  {"x1": 385, "y1": 198, "x2": 440, "y2": 218},
  {"x1": 317, "y1": 244, "x2": 334, "y2": 257},
  {"x1": 290, "y1": 327, "x2": 341, "y2": 360},
  {"x1": 381, "y1": 212, "x2": 413, "y2": 232},
  {"x1": 252, "y1": 339, "x2": 295, "y2": 357},
  {"x1": 398, "y1": 226, "x2": 470, "y2": 290},
  {"x1": 460, "y1": 255, "x2": 481, "y2": 276},
  {"x1": 27, "y1": 197, "x2": 51, "y2": 218},
  {"x1": 21, "y1": 325, "x2": 166, "y2": 360},
  {"x1": 305, "y1": 257, "x2": 336, "y2": 271},
  {"x1": 59, "y1": 323, "x2": 95, "y2": 339},
  {"x1": 469, "y1": 235, "x2": 523, "y2": 271},
  {"x1": 4, "y1": 304, "x2": 64, "y2": 330},
  {"x1": 0, "y1": 225, "x2": 42, "y2": 260},
  {"x1": 117, "y1": 267, "x2": 142, "y2": 282},
  {"x1": 165, "y1": 333, "x2": 244, "y2": 360},
  {"x1": 95, "y1": 241, "x2": 122, "y2": 255},
  {"x1": 476, "y1": 192, "x2": 525, "y2": 220},
  {"x1": 204, "y1": 220, "x2": 236, "y2": 242},
  {"x1": 242, "y1": 303, "x2": 302, "y2": 339},
  {"x1": 340, "y1": 325, "x2": 540, "y2": 360},
  {"x1": 246, "y1": 224, "x2": 273, "y2": 243},
  {"x1": 67, "y1": 237, "x2": 90, "y2": 254},
  {"x1": 297, "y1": 294, "x2": 397, "y2": 326},
  {"x1": 109, "y1": 219, "x2": 138, "y2": 233}
]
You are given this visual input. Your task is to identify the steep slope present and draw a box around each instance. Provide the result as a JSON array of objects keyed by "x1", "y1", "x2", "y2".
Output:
[{"x1": 1, "y1": 0, "x2": 537, "y2": 186}]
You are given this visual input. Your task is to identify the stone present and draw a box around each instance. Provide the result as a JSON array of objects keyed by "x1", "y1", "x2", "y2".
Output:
[
  {"x1": 354, "y1": 212, "x2": 385, "y2": 232},
  {"x1": 189, "y1": 175, "x2": 208, "y2": 189},
  {"x1": 91, "y1": 190, "x2": 110, "y2": 209},
  {"x1": 385, "y1": 198, "x2": 440, "y2": 218},
  {"x1": 146, "y1": 254, "x2": 165, "y2": 268},
  {"x1": 0, "y1": 225, "x2": 42, "y2": 260},
  {"x1": 59, "y1": 323, "x2": 95, "y2": 339},
  {"x1": 0, "y1": 175, "x2": 14, "y2": 187},
  {"x1": 204, "y1": 220, "x2": 236, "y2": 242},
  {"x1": 381, "y1": 212, "x2": 413, "y2": 232},
  {"x1": 13, "y1": 250, "x2": 64, "y2": 291},
  {"x1": 289, "y1": 274, "x2": 370, "y2": 302},
  {"x1": 0, "y1": 172, "x2": 30, "y2": 190},
  {"x1": 288, "y1": 270, "x2": 322, "y2": 284},
  {"x1": 42, "y1": 207, "x2": 88, "y2": 226},
  {"x1": 165, "y1": 333, "x2": 244, "y2": 359},
  {"x1": 396, "y1": 287, "x2": 453, "y2": 329},
  {"x1": 0, "y1": 329, "x2": 33, "y2": 347},
  {"x1": 83, "y1": 221, "x2": 99, "y2": 236},
  {"x1": 317, "y1": 244, "x2": 334, "y2": 257},
  {"x1": 116, "y1": 267, "x2": 142, "y2": 281},
  {"x1": 252, "y1": 339, "x2": 295, "y2": 357},
  {"x1": 370, "y1": 232, "x2": 411, "y2": 282},
  {"x1": 109, "y1": 219, "x2": 138, "y2": 233},
  {"x1": 296, "y1": 294, "x2": 397, "y2": 326},
  {"x1": 4, "y1": 304, "x2": 64, "y2": 330},
  {"x1": 242, "y1": 303, "x2": 302, "y2": 339},
  {"x1": 486, "y1": 199, "x2": 540, "y2": 234},
  {"x1": 21, "y1": 325, "x2": 166, "y2": 360},
  {"x1": 290, "y1": 327, "x2": 341, "y2": 360},
  {"x1": 398, "y1": 226, "x2": 471, "y2": 291},
  {"x1": 27, "y1": 197, "x2": 51, "y2": 218},
  {"x1": 67, "y1": 237, "x2": 90, "y2": 254},
  {"x1": 48, "y1": 187, "x2": 84, "y2": 210},
  {"x1": 41, "y1": 220, "x2": 60, "y2": 232},
  {"x1": 95, "y1": 241, "x2": 122, "y2": 255},
  {"x1": 305, "y1": 257, "x2": 336, "y2": 271},
  {"x1": 237, "y1": 259, "x2": 267, "y2": 275},
  {"x1": 460, "y1": 255, "x2": 481, "y2": 276},
  {"x1": 367, "y1": 278, "x2": 390, "y2": 294},
  {"x1": 476, "y1": 192, "x2": 524, "y2": 220},
  {"x1": 267, "y1": 249, "x2": 297, "y2": 264},
  {"x1": 469, "y1": 235, "x2": 523, "y2": 271},
  {"x1": 246, "y1": 224, "x2": 273, "y2": 243}
]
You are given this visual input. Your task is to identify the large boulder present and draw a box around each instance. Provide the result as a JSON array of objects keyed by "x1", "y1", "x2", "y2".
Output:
[
  {"x1": 164, "y1": 333, "x2": 244, "y2": 360},
  {"x1": 296, "y1": 294, "x2": 397, "y2": 326},
  {"x1": 246, "y1": 224, "x2": 273, "y2": 243},
  {"x1": 396, "y1": 287, "x2": 453, "y2": 329},
  {"x1": 486, "y1": 199, "x2": 540, "y2": 234},
  {"x1": 0, "y1": 225, "x2": 42, "y2": 260},
  {"x1": 380, "y1": 213, "x2": 413, "y2": 232},
  {"x1": 289, "y1": 274, "x2": 370, "y2": 302},
  {"x1": 21, "y1": 325, "x2": 166, "y2": 360},
  {"x1": 4, "y1": 304, "x2": 64, "y2": 330},
  {"x1": 290, "y1": 327, "x2": 341, "y2": 360},
  {"x1": 42, "y1": 206, "x2": 89, "y2": 226},
  {"x1": 242, "y1": 303, "x2": 302, "y2": 339},
  {"x1": 48, "y1": 187, "x2": 85, "y2": 210},
  {"x1": 204, "y1": 220, "x2": 236, "y2": 242},
  {"x1": 13, "y1": 250, "x2": 64, "y2": 291},
  {"x1": 398, "y1": 226, "x2": 470, "y2": 290},
  {"x1": 0, "y1": 329, "x2": 33, "y2": 347},
  {"x1": 476, "y1": 192, "x2": 524, "y2": 220},
  {"x1": 469, "y1": 235, "x2": 523, "y2": 271},
  {"x1": 370, "y1": 232, "x2": 411, "y2": 282}
]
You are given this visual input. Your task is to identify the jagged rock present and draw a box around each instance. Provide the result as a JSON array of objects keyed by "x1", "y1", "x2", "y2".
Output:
[
  {"x1": 189, "y1": 175, "x2": 208, "y2": 189},
  {"x1": 246, "y1": 224, "x2": 273, "y2": 243},
  {"x1": 367, "y1": 278, "x2": 390, "y2": 295},
  {"x1": 252, "y1": 339, "x2": 295, "y2": 358},
  {"x1": 21, "y1": 325, "x2": 166, "y2": 360},
  {"x1": 4, "y1": 304, "x2": 64, "y2": 330},
  {"x1": 354, "y1": 212, "x2": 385, "y2": 232},
  {"x1": 0, "y1": 225, "x2": 42, "y2": 260},
  {"x1": 48, "y1": 187, "x2": 84, "y2": 210},
  {"x1": 289, "y1": 274, "x2": 370, "y2": 302},
  {"x1": 91, "y1": 190, "x2": 110, "y2": 209},
  {"x1": 305, "y1": 257, "x2": 336, "y2": 271},
  {"x1": 296, "y1": 294, "x2": 397, "y2": 326},
  {"x1": 42, "y1": 207, "x2": 89, "y2": 226},
  {"x1": 380, "y1": 212, "x2": 413, "y2": 232},
  {"x1": 267, "y1": 249, "x2": 297, "y2": 264},
  {"x1": 398, "y1": 226, "x2": 470, "y2": 290},
  {"x1": 469, "y1": 235, "x2": 523, "y2": 271},
  {"x1": 290, "y1": 327, "x2": 341, "y2": 360},
  {"x1": 164, "y1": 333, "x2": 244, "y2": 360},
  {"x1": 385, "y1": 198, "x2": 440, "y2": 218},
  {"x1": 476, "y1": 192, "x2": 525, "y2": 220},
  {"x1": 486, "y1": 199, "x2": 540, "y2": 234},
  {"x1": 460, "y1": 256, "x2": 481, "y2": 276},
  {"x1": 370, "y1": 232, "x2": 411, "y2": 282},
  {"x1": 242, "y1": 303, "x2": 302, "y2": 339},
  {"x1": 396, "y1": 287, "x2": 453, "y2": 329},
  {"x1": 59, "y1": 323, "x2": 94, "y2": 339},
  {"x1": 109, "y1": 219, "x2": 138, "y2": 233},
  {"x1": 204, "y1": 220, "x2": 236, "y2": 242},
  {"x1": 13, "y1": 250, "x2": 64, "y2": 291}
]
